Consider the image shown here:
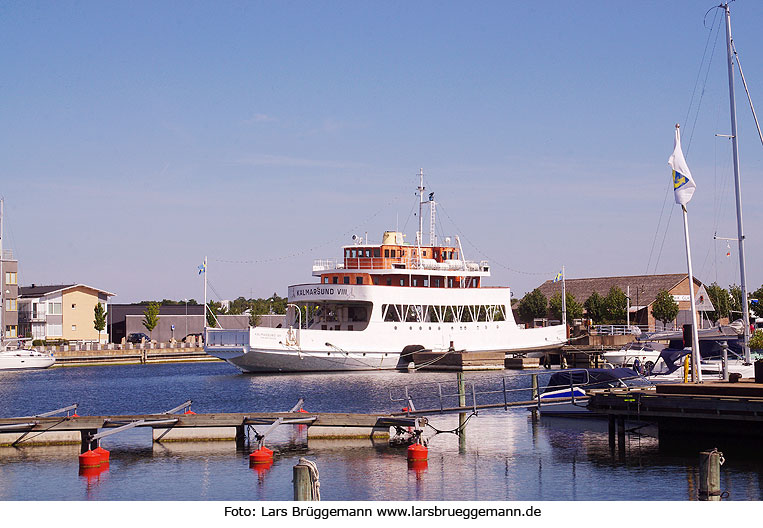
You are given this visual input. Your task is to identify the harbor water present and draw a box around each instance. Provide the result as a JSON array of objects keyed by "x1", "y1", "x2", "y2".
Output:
[{"x1": 1, "y1": 362, "x2": 763, "y2": 501}]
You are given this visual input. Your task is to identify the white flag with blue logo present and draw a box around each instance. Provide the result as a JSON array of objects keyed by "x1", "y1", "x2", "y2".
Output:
[{"x1": 668, "y1": 126, "x2": 696, "y2": 206}]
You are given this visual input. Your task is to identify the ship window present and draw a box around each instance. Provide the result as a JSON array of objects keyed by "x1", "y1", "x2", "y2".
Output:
[
  {"x1": 390, "y1": 249, "x2": 395, "y2": 258},
  {"x1": 412, "y1": 278, "x2": 418, "y2": 286},
  {"x1": 374, "y1": 248, "x2": 380, "y2": 257},
  {"x1": 384, "y1": 249, "x2": 390, "y2": 258},
  {"x1": 386, "y1": 279, "x2": 392, "y2": 286},
  {"x1": 356, "y1": 277, "x2": 363, "y2": 285},
  {"x1": 400, "y1": 279, "x2": 405, "y2": 286},
  {"x1": 333, "y1": 276, "x2": 338, "y2": 284},
  {"x1": 434, "y1": 251, "x2": 439, "y2": 259},
  {"x1": 365, "y1": 249, "x2": 371, "y2": 257},
  {"x1": 345, "y1": 249, "x2": 350, "y2": 257},
  {"x1": 343, "y1": 276, "x2": 350, "y2": 284},
  {"x1": 351, "y1": 249, "x2": 357, "y2": 258},
  {"x1": 434, "y1": 278, "x2": 440, "y2": 287},
  {"x1": 324, "y1": 277, "x2": 329, "y2": 284},
  {"x1": 423, "y1": 278, "x2": 429, "y2": 287},
  {"x1": 473, "y1": 278, "x2": 478, "y2": 287},
  {"x1": 373, "y1": 276, "x2": 379, "y2": 285}
]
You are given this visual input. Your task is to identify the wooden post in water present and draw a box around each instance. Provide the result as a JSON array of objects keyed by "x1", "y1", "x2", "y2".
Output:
[
  {"x1": 699, "y1": 449, "x2": 723, "y2": 501},
  {"x1": 457, "y1": 372, "x2": 466, "y2": 452},
  {"x1": 617, "y1": 416, "x2": 626, "y2": 459},
  {"x1": 531, "y1": 373, "x2": 539, "y2": 421},
  {"x1": 293, "y1": 458, "x2": 320, "y2": 501}
]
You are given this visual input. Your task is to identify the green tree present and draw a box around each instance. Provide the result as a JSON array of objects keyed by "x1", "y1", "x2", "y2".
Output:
[
  {"x1": 583, "y1": 292, "x2": 606, "y2": 324},
  {"x1": 651, "y1": 290, "x2": 679, "y2": 329},
  {"x1": 206, "y1": 301, "x2": 221, "y2": 327},
  {"x1": 603, "y1": 286, "x2": 628, "y2": 324},
  {"x1": 518, "y1": 289, "x2": 548, "y2": 323},
  {"x1": 729, "y1": 284, "x2": 743, "y2": 321},
  {"x1": 750, "y1": 329, "x2": 763, "y2": 351},
  {"x1": 93, "y1": 302, "x2": 107, "y2": 343},
  {"x1": 705, "y1": 282, "x2": 730, "y2": 324},
  {"x1": 751, "y1": 285, "x2": 763, "y2": 319},
  {"x1": 142, "y1": 302, "x2": 160, "y2": 340},
  {"x1": 549, "y1": 292, "x2": 584, "y2": 322}
]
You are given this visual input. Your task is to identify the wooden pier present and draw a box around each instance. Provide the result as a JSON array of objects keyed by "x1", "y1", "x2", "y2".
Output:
[
  {"x1": 587, "y1": 380, "x2": 763, "y2": 449},
  {"x1": 0, "y1": 409, "x2": 421, "y2": 451}
]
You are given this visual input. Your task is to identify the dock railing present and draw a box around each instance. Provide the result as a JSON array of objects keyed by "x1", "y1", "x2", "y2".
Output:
[{"x1": 388, "y1": 370, "x2": 626, "y2": 415}]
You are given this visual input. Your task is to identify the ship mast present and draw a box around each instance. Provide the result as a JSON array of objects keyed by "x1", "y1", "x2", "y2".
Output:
[
  {"x1": 417, "y1": 168, "x2": 424, "y2": 266},
  {"x1": 723, "y1": 3, "x2": 751, "y2": 364}
]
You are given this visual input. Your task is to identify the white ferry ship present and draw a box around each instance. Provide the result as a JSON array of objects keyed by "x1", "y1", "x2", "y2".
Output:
[{"x1": 206, "y1": 173, "x2": 566, "y2": 372}]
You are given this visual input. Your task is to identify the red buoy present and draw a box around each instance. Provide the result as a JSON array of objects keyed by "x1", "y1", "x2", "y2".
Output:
[
  {"x1": 79, "y1": 450, "x2": 102, "y2": 468},
  {"x1": 407, "y1": 443, "x2": 428, "y2": 462},
  {"x1": 93, "y1": 446, "x2": 110, "y2": 463},
  {"x1": 249, "y1": 447, "x2": 274, "y2": 466}
]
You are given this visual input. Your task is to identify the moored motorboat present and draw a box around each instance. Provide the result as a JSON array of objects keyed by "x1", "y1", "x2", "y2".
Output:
[{"x1": 0, "y1": 347, "x2": 56, "y2": 370}]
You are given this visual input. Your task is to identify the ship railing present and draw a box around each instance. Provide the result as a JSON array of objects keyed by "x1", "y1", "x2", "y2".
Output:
[
  {"x1": 314, "y1": 256, "x2": 489, "y2": 272},
  {"x1": 206, "y1": 328, "x2": 249, "y2": 347}
]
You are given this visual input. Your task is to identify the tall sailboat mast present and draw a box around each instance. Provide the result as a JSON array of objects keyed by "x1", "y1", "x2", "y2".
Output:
[{"x1": 723, "y1": 3, "x2": 751, "y2": 363}]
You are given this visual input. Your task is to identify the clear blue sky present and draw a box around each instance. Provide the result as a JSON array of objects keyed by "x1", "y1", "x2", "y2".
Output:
[{"x1": 2, "y1": 1, "x2": 762, "y2": 303}]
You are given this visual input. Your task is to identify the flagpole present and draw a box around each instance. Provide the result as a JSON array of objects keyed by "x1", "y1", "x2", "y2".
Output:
[
  {"x1": 681, "y1": 205, "x2": 702, "y2": 383},
  {"x1": 203, "y1": 256, "x2": 208, "y2": 335},
  {"x1": 561, "y1": 266, "x2": 567, "y2": 327}
]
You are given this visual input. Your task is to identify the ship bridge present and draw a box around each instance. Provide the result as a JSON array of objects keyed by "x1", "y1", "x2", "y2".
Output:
[{"x1": 312, "y1": 231, "x2": 490, "y2": 289}]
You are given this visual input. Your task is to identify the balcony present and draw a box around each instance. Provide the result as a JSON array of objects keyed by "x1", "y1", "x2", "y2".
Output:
[{"x1": 18, "y1": 310, "x2": 46, "y2": 323}]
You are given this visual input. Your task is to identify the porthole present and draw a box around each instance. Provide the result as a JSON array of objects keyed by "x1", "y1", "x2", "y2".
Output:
[{"x1": 419, "y1": 326, "x2": 422, "y2": 330}]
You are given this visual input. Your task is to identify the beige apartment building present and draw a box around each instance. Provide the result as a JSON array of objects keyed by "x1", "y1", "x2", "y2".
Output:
[{"x1": 19, "y1": 284, "x2": 115, "y2": 343}]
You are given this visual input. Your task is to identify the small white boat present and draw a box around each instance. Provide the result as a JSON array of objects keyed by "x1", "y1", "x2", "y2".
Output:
[
  {"x1": 601, "y1": 342, "x2": 664, "y2": 372},
  {"x1": 0, "y1": 347, "x2": 56, "y2": 370}
]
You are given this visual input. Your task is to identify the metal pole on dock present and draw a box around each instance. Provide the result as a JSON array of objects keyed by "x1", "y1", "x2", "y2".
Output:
[
  {"x1": 293, "y1": 458, "x2": 320, "y2": 501},
  {"x1": 531, "y1": 374, "x2": 539, "y2": 421},
  {"x1": 699, "y1": 449, "x2": 724, "y2": 501}
]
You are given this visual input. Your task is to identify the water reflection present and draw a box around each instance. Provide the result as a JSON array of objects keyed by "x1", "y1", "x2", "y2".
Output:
[{"x1": 1, "y1": 363, "x2": 763, "y2": 500}]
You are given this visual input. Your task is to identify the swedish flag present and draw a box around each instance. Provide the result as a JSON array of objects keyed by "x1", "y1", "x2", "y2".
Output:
[
  {"x1": 552, "y1": 270, "x2": 563, "y2": 283},
  {"x1": 198, "y1": 262, "x2": 206, "y2": 275}
]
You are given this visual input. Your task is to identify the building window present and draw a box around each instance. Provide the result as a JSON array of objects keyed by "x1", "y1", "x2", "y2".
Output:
[
  {"x1": 356, "y1": 277, "x2": 363, "y2": 285},
  {"x1": 343, "y1": 276, "x2": 350, "y2": 285},
  {"x1": 47, "y1": 323, "x2": 62, "y2": 337},
  {"x1": 6, "y1": 299, "x2": 17, "y2": 311},
  {"x1": 5, "y1": 272, "x2": 17, "y2": 285},
  {"x1": 6, "y1": 325, "x2": 17, "y2": 338},
  {"x1": 71, "y1": 325, "x2": 77, "y2": 332},
  {"x1": 72, "y1": 304, "x2": 77, "y2": 309}
]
